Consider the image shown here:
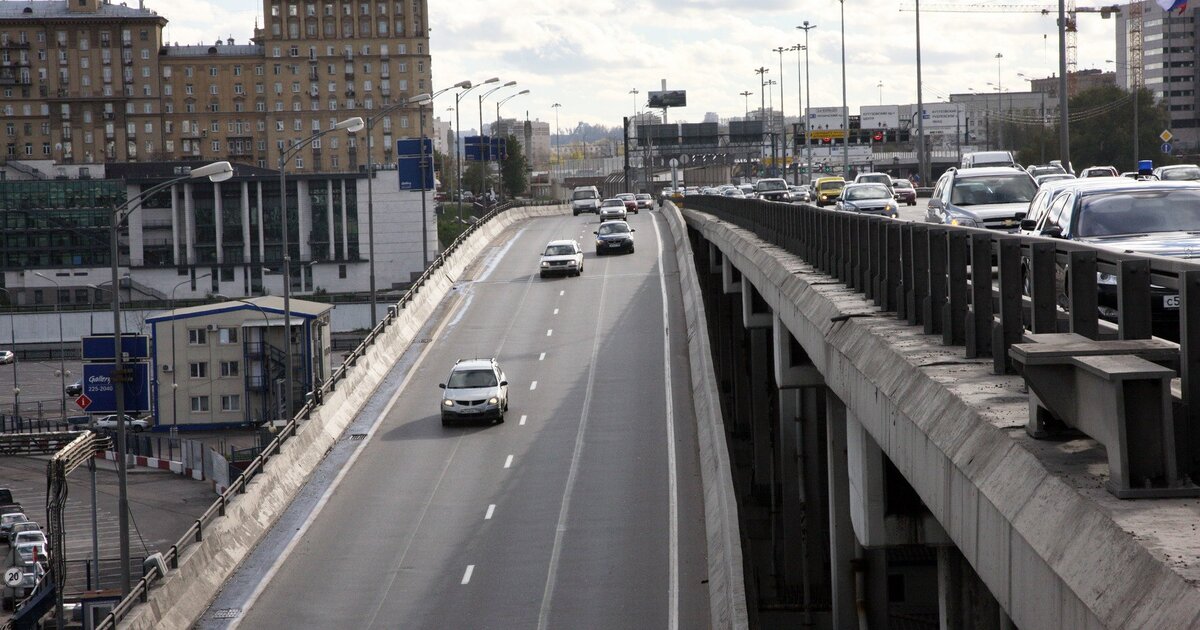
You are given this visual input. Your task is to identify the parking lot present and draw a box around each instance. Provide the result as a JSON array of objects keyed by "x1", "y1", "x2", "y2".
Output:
[{"x1": 0, "y1": 358, "x2": 85, "y2": 423}]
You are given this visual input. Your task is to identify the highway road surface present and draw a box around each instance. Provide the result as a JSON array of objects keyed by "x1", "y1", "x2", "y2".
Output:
[{"x1": 200, "y1": 208, "x2": 710, "y2": 629}]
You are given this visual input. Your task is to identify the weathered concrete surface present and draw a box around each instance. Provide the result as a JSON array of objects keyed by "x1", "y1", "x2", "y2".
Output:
[
  {"x1": 118, "y1": 205, "x2": 570, "y2": 630},
  {"x1": 661, "y1": 202, "x2": 750, "y2": 629},
  {"x1": 684, "y1": 208, "x2": 1200, "y2": 630}
]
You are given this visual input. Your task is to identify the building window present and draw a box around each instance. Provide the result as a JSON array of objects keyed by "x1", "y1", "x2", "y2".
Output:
[
  {"x1": 221, "y1": 394, "x2": 241, "y2": 411},
  {"x1": 190, "y1": 396, "x2": 210, "y2": 412},
  {"x1": 188, "y1": 328, "x2": 208, "y2": 345},
  {"x1": 219, "y1": 327, "x2": 239, "y2": 344},
  {"x1": 220, "y1": 360, "x2": 240, "y2": 377},
  {"x1": 189, "y1": 362, "x2": 208, "y2": 378}
]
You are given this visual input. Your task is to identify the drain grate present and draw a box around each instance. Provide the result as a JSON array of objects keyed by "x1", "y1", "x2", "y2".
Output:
[
  {"x1": 349, "y1": 433, "x2": 368, "y2": 441},
  {"x1": 212, "y1": 608, "x2": 242, "y2": 620}
]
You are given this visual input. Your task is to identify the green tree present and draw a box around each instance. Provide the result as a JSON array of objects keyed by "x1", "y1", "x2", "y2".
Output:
[
  {"x1": 1017, "y1": 85, "x2": 1173, "y2": 171},
  {"x1": 500, "y1": 134, "x2": 529, "y2": 197},
  {"x1": 462, "y1": 162, "x2": 486, "y2": 195}
]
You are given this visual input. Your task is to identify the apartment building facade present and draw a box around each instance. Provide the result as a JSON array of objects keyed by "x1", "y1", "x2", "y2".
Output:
[{"x1": 1116, "y1": 3, "x2": 1199, "y2": 150}]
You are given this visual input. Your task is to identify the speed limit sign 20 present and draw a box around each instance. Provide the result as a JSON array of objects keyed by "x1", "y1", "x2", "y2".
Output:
[{"x1": 4, "y1": 566, "x2": 23, "y2": 587}]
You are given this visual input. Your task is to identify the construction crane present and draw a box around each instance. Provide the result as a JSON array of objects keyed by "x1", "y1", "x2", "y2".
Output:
[{"x1": 900, "y1": 3, "x2": 1122, "y2": 95}]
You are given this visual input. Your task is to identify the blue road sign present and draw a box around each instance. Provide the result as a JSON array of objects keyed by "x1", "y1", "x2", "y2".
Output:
[
  {"x1": 82, "y1": 363, "x2": 151, "y2": 414},
  {"x1": 81, "y1": 335, "x2": 150, "y2": 361},
  {"x1": 1162, "y1": 142, "x2": 1173, "y2": 154}
]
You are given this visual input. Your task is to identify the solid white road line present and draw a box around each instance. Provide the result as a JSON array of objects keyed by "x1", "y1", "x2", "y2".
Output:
[
  {"x1": 461, "y1": 565, "x2": 475, "y2": 585},
  {"x1": 539, "y1": 352, "x2": 546, "y2": 361},
  {"x1": 504, "y1": 454, "x2": 514, "y2": 469},
  {"x1": 519, "y1": 415, "x2": 527, "y2": 426},
  {"x1": 485, "y1": 505, "x2": 495, "y2": 520},
  {"x1": 651, "y1": 213, "x2": 680, "y2": 630},
  {"x1": 536, "y1": 262, "x2": 611, "y2": 630},
  {"x1": 530, "y1": 381, "x2": 538, "y2": 391}
]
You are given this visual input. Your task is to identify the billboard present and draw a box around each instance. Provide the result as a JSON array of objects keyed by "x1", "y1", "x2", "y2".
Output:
[
  {"x1": 82, "y1": 362, "x2": 152, "y2": 414},
  {"x1": 919, "y1": 103, "x2": 966, "y2": 130},
  {"x1": 806, "y1": 106, "x2": 847, "y2": 132},
  {"x1": 648, "y1": 90, "x2": 687, "y2": 108},
  {"x1": 395, "y1": 138, "x2": 434, "y2": 190},
  {"x1": 860, "y1": 105, "x2": 900, "y2": 129},
  {"x1": 730, "y1": 120, "x2": 763, "y2": 143},
  {"x1": 680, "y1": 122, "x2": 719, "y2": 145},
  {"x1": 464, "y1": 136, "x2": 508, "y2": 161},
  {"x1": 81, "y1": 335, "x2": 150, "y2": 361}
]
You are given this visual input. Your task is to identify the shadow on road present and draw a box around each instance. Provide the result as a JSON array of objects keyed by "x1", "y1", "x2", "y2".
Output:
[{"x1": 379, "y1": 414, "x2": 495, "y2": 441}]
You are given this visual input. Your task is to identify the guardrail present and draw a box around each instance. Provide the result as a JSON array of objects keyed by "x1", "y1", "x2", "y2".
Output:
[
  {"x1": 92, "y1": 199, "x2": 562, "y2": 629},
  {"x1": 682, "y1": 195, "x2": 1200, "y2": 476}
]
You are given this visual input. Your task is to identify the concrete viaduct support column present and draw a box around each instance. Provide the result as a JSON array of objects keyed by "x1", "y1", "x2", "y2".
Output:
[
  {"x1": 742, "y1": 279, "x2": 774, "y2": 496},
  {"x1": 826, "y1": 393, "x2": 858, "y2": 629},
  {"x1": 773, "y1": 314, "x2": 831, "y2": 623}
]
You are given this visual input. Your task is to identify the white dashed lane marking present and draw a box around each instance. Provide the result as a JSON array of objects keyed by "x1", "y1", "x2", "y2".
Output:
[
  {"x1": 504, "y1": 455, "x2": 514, "y2": 469},
  {"x1": 519, "y1": 415, "x2": 527, "y2": 426},
  {"x1": 530, "y1": 381, "x2": 538, "y2": 391},
  {"x1": 538, "y1": 352, "x2": 546, "y2": 361},
  {"x1": 485, "y1": 505, "x2": 495, "y2": 520},
  {"x1": 462, "y1": 565, "x2": 475, "y2": 585}
]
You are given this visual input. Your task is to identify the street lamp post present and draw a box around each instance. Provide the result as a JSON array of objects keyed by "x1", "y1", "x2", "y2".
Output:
[
  {"x1": 496, "y1": 89, "x2": 530, "y2": 199},
  {"x1": 107, "y1": 160, "x2": 233, "y2": 595},
  {"x1": 364, "y1": 81, "x2": 468, "y2": 329},
  {"x1": 915, "y1": 0, "x2": 928, "y2": 185},
  {"x1": 774, "y1": 46, "x2": 788, "y2": 178},
  {"x1": 792, "y1": 45, "x2": 804, "y2": 184},
  {"x1": 995, "y1": 52, "x2": 1004, "y2": 149},
  {"x1": 0, "y1": 288, "x2": 18, "y2": 421},
  {"x1": 455, "y1": 78, "x2": 497, "y2": 219},
  {"x1": 740, "y1": 90, "x2": 753, "y2": 120},
  {"x1": 410, "y1": 93, "x2": 433, "y2": 268},
  {"x1": 839, "y1": 0, "x2": 849, "y2": 179},
  {"x1": 32, "y1": 272, "x2": 67, "y2": 421},
  {"x1": 479, "y1": 81, "x2": 517, "y2": 203},
  {"x1": 755, "y1": 66, "x2": 769, "y2": 168},
  {"x1": 551, "y1": 103, "x2": 562, "y2": 194},
  {"x1": 765, "y1": 79, "x2": 778, "y2": 173},
  {"x1": 798, "y1": 21, "x2": 816, "y2": 185},
  {"x1": 278, "y1": 117, "x2": 364, "y2": 436}
]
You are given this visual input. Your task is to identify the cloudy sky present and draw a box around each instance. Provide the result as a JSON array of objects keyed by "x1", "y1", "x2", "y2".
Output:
[{"x1": 153, "y1": 0, "x2": 1120, "y2": 130}]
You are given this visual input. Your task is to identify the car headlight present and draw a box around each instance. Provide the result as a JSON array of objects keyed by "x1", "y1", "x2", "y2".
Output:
[
  {"x1": 566, "y1": 260, "x2": 577, "y2": 266},
  {"x1": 1097, "y1": 272, "x2": 1118, "y2": 285},
  {"x1": 949, "y1": 217, "x2": 979, "y2": 227},
  {"x1": 596, "y1": 240, "x2": 605, "y2": 246},
  {"x1": 488, "y1": 396, "x2": 499, "y2": 405},
  {"x1": 443, "y1": 399, "x2": 455, "y2": 407},
  {"x1": 541, "y1": 261, "x2": 550, "y2": 267}
]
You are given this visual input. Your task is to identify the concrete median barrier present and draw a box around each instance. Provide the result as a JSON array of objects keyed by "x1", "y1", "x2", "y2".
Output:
[
  {"x1": 659, "y1": 202, "x2": 749, "y2": 629},
  {"x1": 118, "y1": 204, "x2": 569, "y2": 630}
]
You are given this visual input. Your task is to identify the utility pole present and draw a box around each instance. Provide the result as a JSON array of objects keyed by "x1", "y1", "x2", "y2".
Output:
[
  {"x1": 755, "y1": 66, "x2": 769, "y2": 172},
  {"x1": 798, "y1": 21, "x2": 817, "y2": 185},
  {"x1": 915, "y1": 0, "x2": 928, "y2": 185},
  {"x1": 1058, "y1": 0, "x2": 1071, "y2": 172}
]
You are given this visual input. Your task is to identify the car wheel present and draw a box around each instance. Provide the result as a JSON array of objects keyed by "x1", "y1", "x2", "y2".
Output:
[
  {"x1": 540, "y1": 271, "x2": 547, "y2": 278},
  {"x1": 573, "y1": 209, "x2": 580, "y2": 216}
]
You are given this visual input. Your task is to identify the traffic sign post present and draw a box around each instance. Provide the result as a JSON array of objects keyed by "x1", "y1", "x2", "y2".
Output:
[
  {"x1": 1160, "y1": 130, "x2": 1174, "y2": 143},
  {"x1": 4, "y1": 566, "x2": 22, "y2": 587},
  {"x1": 81, "y1": 335, "x2": 150, "y2": 362},
  {"x1": 1162, "y1": 142, "x2": 1173, "y2": 154},
  {"x1": 75, "y1": 393, "x2": 92, "y2": 411}
]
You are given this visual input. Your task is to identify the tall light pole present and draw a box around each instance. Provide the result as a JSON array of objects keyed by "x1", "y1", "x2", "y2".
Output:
[
  {"x1": 278, "y1": 117, "x2": 363, "y2": 435},
  {"x1": 792, "y1": 45, "x2": 805, "y2": 184},
  {"x1": 915, "y1": 0, "x2": 928, "y2": 185},
  {"x1": 108, "y1": 160, "x2": 233, "y2": 594},
  {"x1": 839, "y1": 0, "x2": 849, "y2": 179},
  {"x1": 995, "y1": 52, "x2": 1004, "y2": 149},
  {"x1": 1058, "y1": 0, "x2": 1070, "y2": 172},
  {"x1": 755, "y1": 66, "x2": 769, "y2": 168},
  {"x1": 496, "y1": 89, "x2": 530, "y2": 199},
  {"x1": 364, "y1": 81, "x2": 467, "y2": 329},
  {"x1": 0, "y1": 287, "x2": 18, "y2": 421},
  {"x1": 32, "y1": 272, "x2": 67, "y2": 421},
  {"x1": 798, "y1": 21, "x2": 817, "y2": 185},
  {"x1": 167, "y1": 273, "x2": 210, "y2": 427},
  {"x1": 479, "y1": 80, "x2": 516, "y2": 201},
  {"x1": 774, "y1": 46, "x2": 788, "y2": 178},
  {"x1": 740, "y1": 90, "x2": 753, "y2": 120},
  {"x1": 410, "y1": 93, "x2": 433, "y2": 267},
  {"x1": 455, "y1": 78, "x2": 497, "y2": 218},
  {"x1": 551, "y1": 102, "x2": 562, "y2": 192}
]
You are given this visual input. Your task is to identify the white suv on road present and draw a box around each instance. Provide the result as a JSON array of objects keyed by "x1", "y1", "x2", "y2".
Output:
[
  {"x1": 539, "y1": 240, "x2": 584, "y2": 278},
  {"x1": 440, "y1": 358, "x2": 509, "y2": 426}
]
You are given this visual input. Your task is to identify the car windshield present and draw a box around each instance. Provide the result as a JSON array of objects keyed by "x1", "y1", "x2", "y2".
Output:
[
  {"x1": 1160, "y1": 166, "x2": 1200, "y2": 181},
  {"x1": 951, "y1": 175, "x2": 1037, "y2": 205},
  {"x1": 892, "y1": 180, "x2": 913, "y2": 189},
  {"x1": 845, "y1": 186, "x2": 891, "y2": 201},
  {"x1": 858, "y1": 175, "x2": 890, "y2": 185},
  {"x1": 597, "y1": 223, "x2": 630, "y2": 236},
  {"x1": 572, "y1": 190, "x2": 597, "y2": 200},
  {"x1": 818, "y1": 181, "x2": 845, "y2": 191},
  {"x1": 602, "y1": 199, "x2": 624, "y2": 207},
  {"x1": 756, "y1": 180, "x2": 787, "y2": 192},
  {"x1": 1030, "y1": 166, "x2": 1065, "y2": 177},
  {"x1": 447, "y1": 369, "x2": 497, "y2": 388},
  {"x1": 1075, "y1": 189, "x2": 1200, "y2": 237},
  {"x1": 544, "y1": 244, "x2": 575, "y2": 256},
  {"x1": 636, "y1": 194, "x2": 651, "y2": 200}
]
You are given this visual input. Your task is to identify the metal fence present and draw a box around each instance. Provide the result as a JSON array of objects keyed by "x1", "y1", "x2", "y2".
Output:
[
  {"x1": 681, "y1": 195, "x2": 1200, "y2": 477},
  {"x1": 94, "y1": 199, "x2": 563, "y2": 629}
]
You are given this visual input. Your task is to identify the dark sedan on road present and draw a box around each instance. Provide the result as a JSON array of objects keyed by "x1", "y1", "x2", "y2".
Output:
[
  {"x1": 1020, "y1": 179, "x2": 1200, "y2": 339},
  {"x1": 594, "y1": 220, "x2": 635, "y2": 255}
]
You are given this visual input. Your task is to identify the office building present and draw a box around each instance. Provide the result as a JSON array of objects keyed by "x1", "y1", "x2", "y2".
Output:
[{"x1": 1116, "y1": 3, "x2": 1197, "y2": 149}]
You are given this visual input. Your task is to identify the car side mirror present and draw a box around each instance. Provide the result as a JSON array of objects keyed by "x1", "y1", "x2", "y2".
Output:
[
  {"x1": 438, "y1": 383, "x2": 446, "y2": 389},
  {"x1": 1019, "y1": 218, "x2": 1038, "y2": 231},
  {"x1": 593, "y1": 231, "x2": 598, "y2": 235},
  {"x1": 630, "y1": 228, "x2": 636, "y2": 232},
  {"x1": 1040, "y1": 226, "x2": 1063, "y2": 238},
  {"x1": 499, "y1": 380, "x2": 508, "y2": 386}
]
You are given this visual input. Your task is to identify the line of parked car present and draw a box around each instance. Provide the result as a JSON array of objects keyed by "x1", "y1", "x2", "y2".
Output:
[{"x1": 1, "y1": 487, "x2": 48, "y2": 612}]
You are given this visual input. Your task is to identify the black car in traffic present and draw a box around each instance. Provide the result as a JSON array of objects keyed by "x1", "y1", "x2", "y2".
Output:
[{"x1": 594, "y1": 221, "x2": 635, "y2": 255}]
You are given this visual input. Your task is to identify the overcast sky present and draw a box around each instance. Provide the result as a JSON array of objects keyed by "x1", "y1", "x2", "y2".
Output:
[{"x1": 155, "y1": 0, "x2": 1120, "y2": 130}]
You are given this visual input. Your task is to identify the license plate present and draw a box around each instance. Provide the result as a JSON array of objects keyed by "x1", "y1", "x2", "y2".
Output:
[
  {"x1": 461, "y1": 408, "x2": 479, "y2": 414},
  {"x1": 608, "y1": 242, "x2": 622, "y2": 248},
  {"x1": 1164, "y1": 295, "x2": 1181, "y2": 309}
]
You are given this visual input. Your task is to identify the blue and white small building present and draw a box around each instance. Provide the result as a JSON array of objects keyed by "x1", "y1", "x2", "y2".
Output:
[{"x1": 146, "y1": 297, "x2": 332, "y2": 430}]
